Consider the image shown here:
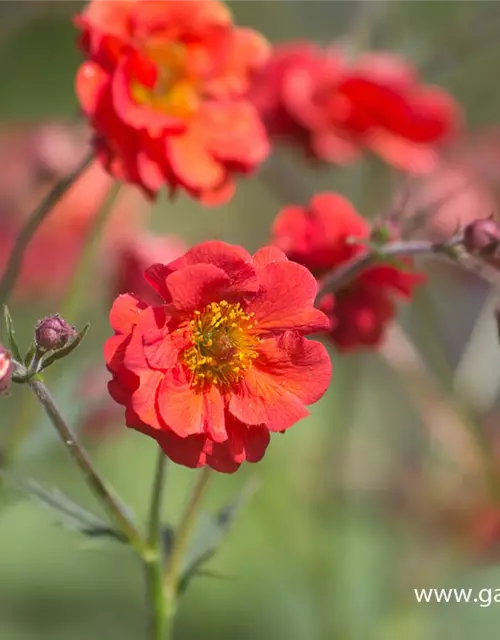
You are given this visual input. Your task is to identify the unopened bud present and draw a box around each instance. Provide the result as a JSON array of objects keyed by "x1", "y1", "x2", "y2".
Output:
[
  {"x1": 35, "y1": 314, "x2": 76, "y2": 351},
  {"x1": 0, "y1": 345, "x2": 12, "y2": 394},
  {"x1": 463, "y1": 218, "x2": 500, "y2": 256}
]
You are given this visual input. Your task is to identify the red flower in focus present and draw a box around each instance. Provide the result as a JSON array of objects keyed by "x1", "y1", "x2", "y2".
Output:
[
  {"x1": 104, "y1": 241, "x2": 331, "y2": 472},
  {"x1": 76, "y1": 0, "x2": 270, "y2": 204},
  {"x1": 251, "y1": 44, "x2": 460, "y2": 173},
  {"x1": 110, "y1": 231, "x2": 186, "y2": 304},
  {"x1": 272, "y1": 193, "x2": 425, "y2": 351}
]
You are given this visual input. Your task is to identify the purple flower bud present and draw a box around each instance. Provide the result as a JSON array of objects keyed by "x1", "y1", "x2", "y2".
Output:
[
  {"x1": 463, "y1": 218, "x2": 500, "y2": 256},
  {"x1": 35, "y1": 314, "x2": 76, "y2": 351},
  {"x1": 0, "y1": 345, "x2": 12, "y2": 394}
]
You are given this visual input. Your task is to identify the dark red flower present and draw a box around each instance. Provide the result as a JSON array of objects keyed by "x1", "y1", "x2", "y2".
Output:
[
  {"x1": 104, "y1": 241, "x2": 332, "y2": 472},
  {"x1": 272, "y1": 193, "x2": 425, "y2": 351},
  {"x1": 76, "y1": 0, "x2": 270, "y2": 204},
  {"x1": 251, "y1": 44, "x2": 460, "y2": 172}
]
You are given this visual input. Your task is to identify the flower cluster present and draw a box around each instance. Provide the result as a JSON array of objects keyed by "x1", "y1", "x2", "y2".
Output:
[
  {"x1": 76, "y1": 0, "x2": 270, "y2": 204},
  {"x1": 104, "y1": 241, "x2": 331, "y2": 471},
  {"x1": 251, "y1": 43, "x2": 460, "y2": 172},
  {"x1": 272, "y1": 193, "x2": 426, "y2": 350}
]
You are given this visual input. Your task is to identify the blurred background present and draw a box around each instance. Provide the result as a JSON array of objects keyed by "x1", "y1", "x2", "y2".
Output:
[{"x1": 3, "y1": 1, "x2": 500, "y2": 639}]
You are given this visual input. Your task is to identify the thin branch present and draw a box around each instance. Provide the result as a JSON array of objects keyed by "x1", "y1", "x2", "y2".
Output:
[
  {"x1": 27, "y1": 378, "x2": 148, "y2": 556},
  {"x1": 315, "y1": 235, "x2": 464, "y2": 301}
]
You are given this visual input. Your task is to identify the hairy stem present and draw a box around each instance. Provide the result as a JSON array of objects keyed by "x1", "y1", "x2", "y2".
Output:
[
  {"x1": 315, "y1": 235, "x2": 463, "y2": 301},
  {"x1": 164, "y1": 467, "x2": 213, "y2": 639},
  {"x1": 0, "y1": 150, "x2": 94, "y2": 308},
  {"x1": 27, "y1": 378, "x2": 147, "y2": 555}
]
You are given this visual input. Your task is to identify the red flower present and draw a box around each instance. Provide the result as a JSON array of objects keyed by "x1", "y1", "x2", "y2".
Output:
[
  {"x1": 110, "y1": 231, "x2": 186, "y2": 304},
  {"x1": 251, "y1": 44, "x2": 460, "y2": 172},
  {"x1": 104, "y1": 241, "x2": 331, "y2": 472},
  {"x1": 272, "y1": 193, "x2": 425, "y2": 351},
  {"x1": 76, "y1": 0, "x2": 270, "y2": 204}
]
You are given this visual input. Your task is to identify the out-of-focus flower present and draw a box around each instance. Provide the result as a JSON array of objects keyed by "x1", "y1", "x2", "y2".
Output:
[
  {"x1": 76, "y1": 0, "x2": 270, "y2": 204},
  {"x1": 251, "y1": 44, "x2": 460, "y2": 173},
  {"x1": 104, "y1": 241, "x2": 331, "y2": 472},
  {"x1": 0, "y1": 124, "x2": 147, "y2": 302},
  {"x1": 0, "y1": 345, "x2": 12, "y2": 395},
  {"x1": 110, "y1": 232, "x2": 186, "y2": 304},
  {"x1": 35, "y1": 314, "x2": 76, "y2": 351},
  {"x1": 463, "y1": 217, "x2": 500, "y2": 259},
  {"x1": 400, "y1": 127, "x2": 500, "y2": 242},
  {"x1": 272, "y1": 193, "x2": 425, "y2": 351}
]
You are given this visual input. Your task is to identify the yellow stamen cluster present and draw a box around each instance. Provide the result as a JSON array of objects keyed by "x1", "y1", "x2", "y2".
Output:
[
  {"x1": 183, "y1": 300, "x2": 260, "y2": 389},
  {"x1": 131, "y1": 42, "x2": 199, "y2": 120}
]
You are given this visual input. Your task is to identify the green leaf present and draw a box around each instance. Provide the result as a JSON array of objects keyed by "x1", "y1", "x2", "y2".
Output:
[
  {"x1": 38, "y1": 323, "x2": 90, "y2": 372},
  {"x1": 178, "y1": 480, "x2": 258, "y2": 594},
  {"x1": 3, "y1": 305, "x2": 22, "y2": 362},
  {"x1": 3, "y1": 474, "x2": 126, "y2": 543}
]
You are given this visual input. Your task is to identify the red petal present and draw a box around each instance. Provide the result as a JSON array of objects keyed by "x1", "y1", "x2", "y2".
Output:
[
  {"x1": 252, "y1": 245, "x2": 288, "y2": 268},
  {"x1": 229, "y1": 365, "x2": 309, "y2": 431},
  {"x1": 143, "y1": 264, "x2": 173, "y2": 302},
  {"x1": 129, "y1": 369, "x2": 163, "y2": 430},
  {"x1": 248, "y1": 261, "x2": 330, "y2": 334},
  {"x1": 109, "y1": 293, "x2": 145, "y2": 333},
  {"x1": 156, "y1": 432, "x2": 208, "y2": 469},
  {"x1": 167, "y1": 128, "x2": 225, "y2": 190},
  {"x1": 75, "y1": 61, "x2": 109, "y2": 116},
  {"x1": 157, "y1": 365, "x2": 226, "y2": 440},
  {"x1": 255, "y1": 332, "x2": 332, "y2": 404},
  {"x1": 165, "y1": 263, "x2": 230, "y2": 312},
  {"x1": 167, "y1": 241, "x2": 259, "y2": 297}
]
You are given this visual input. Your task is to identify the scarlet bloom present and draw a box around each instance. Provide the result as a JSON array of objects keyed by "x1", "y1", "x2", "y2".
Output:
[
  {"x1": 251, "y1": 44, "x2": 460, "y2": 173},
  {"x1": 272, "y1": 193, "x2": 425, "y2": 351},
  {"x1": 104, "y1": 241, "x2": 331, "y2": 472},
  {"x1": 76, "y1": 0, "x2": 270, "y2": 204}
]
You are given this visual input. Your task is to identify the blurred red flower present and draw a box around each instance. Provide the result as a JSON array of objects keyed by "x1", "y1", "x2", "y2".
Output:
[
  {"x1": 272, "y1": 193, "x2": 425, "y2": 351},
  {"x1": 76, "y1": 0, "x2": 270, "y2": 204},
  {"x1": 0, "y1": 124, "x2": 147, "y2": 302},
  {"x1": 110, "y1": 231, "x2": 186, "y2": 304},
  {"x1": 251, "y1": 44, "x2": 460, "y2": 173},
  {"x1": 104, "y1": 241, "x2": 331, "y2": 472}
]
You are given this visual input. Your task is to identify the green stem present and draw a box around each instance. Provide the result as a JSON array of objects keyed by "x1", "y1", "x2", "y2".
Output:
[
  {"x1": 164, "y1": 467, "x2": 213, "y2": 639},
  {"x1": 0, "y1": 150, "x2": 94, "y2": 309},
  {"x1": 27, "y1": 378, "x2": 148, "y2": 556},
  {"x1": 60, "y1": 181, "x2": 122, "y2": 324},
  {"x1": 144, "y1": 448, "x2": 169, "y2": 640}
]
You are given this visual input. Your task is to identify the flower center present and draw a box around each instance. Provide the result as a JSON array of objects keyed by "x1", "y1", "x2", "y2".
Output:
[
  {"x1": 132, "y1": 42, "x2": 200, "y2": 120},
  {"x1": 183, "y1": 300, "x2": 260, "y2": 389}
]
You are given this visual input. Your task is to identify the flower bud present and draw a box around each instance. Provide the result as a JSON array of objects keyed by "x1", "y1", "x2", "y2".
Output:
[
  {"x1": 463, "y1": 218, "x2": 500, "y2": 256},
  {"x1": 0, "y1": 345, "x2": 12, "y2": 394},
  {"x1": 35, "y1": 314, "x2": 76, "y2": 351}
]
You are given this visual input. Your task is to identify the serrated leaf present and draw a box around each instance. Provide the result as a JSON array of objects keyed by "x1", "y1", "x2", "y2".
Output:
[
  {"x1": 38, "y1": 323, "x2": 90, "y2": 372},
  {"x1": 178, "y1": 480, "x2": 258, "y2": 594},
  {"x1": 3, "y1": 474, "x2": 126, "y2": 543},
  {"x1": 3, "y1": 305, "x2": 22, "y2": 362}
]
